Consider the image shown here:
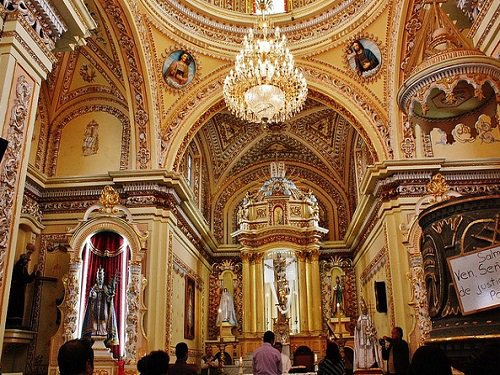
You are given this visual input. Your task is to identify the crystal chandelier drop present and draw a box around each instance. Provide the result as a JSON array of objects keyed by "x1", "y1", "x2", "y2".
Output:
[{"x1": 223, "y1": 0, "x2": 307, "y2": 124}]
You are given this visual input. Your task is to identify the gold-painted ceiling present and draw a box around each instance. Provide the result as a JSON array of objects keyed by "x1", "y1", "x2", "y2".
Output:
[
  {"x1": 32, "y1": 0, "x2": 494, "y2": 250},
  {"x1": 33, "y1": 0, "x2": 385, "y2": 246}
]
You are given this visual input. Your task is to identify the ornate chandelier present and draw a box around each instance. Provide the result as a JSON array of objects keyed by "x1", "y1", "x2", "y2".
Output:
[{"x1": 223, "y1": 0, "x2": 307, "y2": 124}]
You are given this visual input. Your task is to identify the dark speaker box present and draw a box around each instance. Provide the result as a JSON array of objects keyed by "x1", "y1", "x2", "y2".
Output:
[
  {"x1": 0, "y1": 138, "x2": 7, "y2": 163},
  {"x1": 374, "y1": 281, "x2": 388, "y2": 313}
]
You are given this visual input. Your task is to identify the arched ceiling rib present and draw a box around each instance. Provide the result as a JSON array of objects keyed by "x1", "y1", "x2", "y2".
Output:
[{"x1": 197, "y1": 99, "x2": 360, "y2": 186}]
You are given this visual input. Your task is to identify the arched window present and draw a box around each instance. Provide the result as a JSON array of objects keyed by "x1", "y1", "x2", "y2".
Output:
[{"x1": 254, "y1": 0, "x2": 287, "y2": 14}]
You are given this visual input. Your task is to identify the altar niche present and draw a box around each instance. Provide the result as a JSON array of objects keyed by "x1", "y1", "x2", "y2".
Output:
[
  {"x1": 79, "y1": 230, "x2": 129, "y2": 358},
  {"x1": 48, "y1": 186, "x2": 148, "y2": 374},
  {"x1": 264, "y1": 249, "x2": 299, "y2": 342}
]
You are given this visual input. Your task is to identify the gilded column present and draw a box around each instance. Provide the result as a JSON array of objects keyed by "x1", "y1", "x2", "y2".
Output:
[
  {"x1": 310, "y1": 249, "x2": 322, "y2": 333},
  {"x1": 254, "y1": 252, "x2": 265, "y2": 332},
  {"x1": 241, "y1": 251, "x2": 252, "y2": 334},
  {"x1": 249, "y1": 254, "x2": 257, "y2": 332},
  {"x1": 305, "y1": 251, "x2": 314, "y2": 331},
  {"x1": 297, "y1": 250, "x2": 309, "y2": 332}
]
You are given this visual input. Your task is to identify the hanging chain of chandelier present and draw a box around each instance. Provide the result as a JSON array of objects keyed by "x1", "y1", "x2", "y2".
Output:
[{"x1": 223, "y1": 0, "x2": 308, "y2": 124}]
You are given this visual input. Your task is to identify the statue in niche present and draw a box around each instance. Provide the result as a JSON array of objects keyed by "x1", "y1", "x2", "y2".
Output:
[
  {"x1": 217, "y1": 288, "x2": 237, "y2": 326},
  {"x1": 82, "y1": 267, "x2": 119, "y2": 347},
  {"x1": 274, "y1": 206, "x2": 284, "y2": 225},
  {"x1": 7, "y1": 243, "x2": 39, "y2": 327},
  {"x1": 332, "y1": 275, "x2": 345, "y2": 316}
]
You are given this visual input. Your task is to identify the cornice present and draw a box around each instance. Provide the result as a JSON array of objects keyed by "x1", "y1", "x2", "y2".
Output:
[
  {"x1": 25, "y1": 169, "x2": 218, "y2": 256},
  {"x1": 349, "y1": 159, "x2": 500, "y2": 255},
  {"x1": 233, "y1": 227, "x2": 327, "y2": 248},
  {"x1": 143, "y1": 0, "x2": 385, "y2": 55}
]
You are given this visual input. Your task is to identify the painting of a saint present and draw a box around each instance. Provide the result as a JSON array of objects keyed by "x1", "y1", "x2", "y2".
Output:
[
  {"x1": 347, "y1": 39, "x2": 381, "y2": 78},
  {"x1": 163, "y1": 50, "x2": 196, "y2": 89},
  {"x1": 184, "y1": 275, "x2": 195, "y2": 339}
]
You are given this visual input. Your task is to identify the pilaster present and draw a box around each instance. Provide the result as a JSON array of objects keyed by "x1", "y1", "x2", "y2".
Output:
[{"x1": 297, "y1": 251, "x2": 309, "y2": 332}]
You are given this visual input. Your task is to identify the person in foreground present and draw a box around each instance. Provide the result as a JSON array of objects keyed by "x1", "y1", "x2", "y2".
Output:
[
  {"x1": 138, "y1": 350, "x2": 170, "y2": 375},
  {"x1": 252, "y1": 330, "x2": 282, "y2": 375},
  {"x1": 57, "y1": 338, "x2": 94, "y2": 375},
  {"x1": 169, "y1": 342, "x2": 197, "y2": 375},
  {"x1": 381, "y1": 327, "x2": 409, "y2": 375},
  {"x1": 274, "y1": 342, "x2": 291, "y2": 374},
  {"x1": 200, "y1": 345, "x2": 219, "y2": 375},
  {"x1": 407, "y1": 345, "x2": 451, "y2": 375},
  {"x1": 318, "y1": 340, "x2": 345, "y2": 375}
]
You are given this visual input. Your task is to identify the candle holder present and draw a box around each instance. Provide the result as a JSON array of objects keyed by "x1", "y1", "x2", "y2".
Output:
[{"x1": 238, "y1": 356, "x2": 243, "y2": 375}]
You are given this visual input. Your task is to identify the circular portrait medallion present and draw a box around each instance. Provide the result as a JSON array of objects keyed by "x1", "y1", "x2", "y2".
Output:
[
  {"x1": 163, "y1": 50, "x2": 196, "y2": 89},
  {"x1": 347, "y1": 39, "x2": 381, "y2": 78}
]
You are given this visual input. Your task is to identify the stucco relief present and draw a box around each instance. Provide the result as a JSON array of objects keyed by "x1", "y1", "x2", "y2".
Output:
[
  {"x1": 45, "y1": 105, "x2": 130, "y2": 175},
  {"x1": 301, "y1": 67, "x2": 392, "y2": 159},
  {"x1": 150, "y1": 0, "x2": 382, "y2": 54},
  {"x1": 0, "y1": 74, "x2": 33, "y2": 287},
  {"x1": 101, "y1": 0, "x2": 151, "y2": 169},
  {"x1": 170, "y1": 87, "x2": 380, "y2": 180}
]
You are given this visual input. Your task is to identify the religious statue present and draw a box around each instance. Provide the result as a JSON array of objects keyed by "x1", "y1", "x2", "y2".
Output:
[
  {"x1": 216, "y1": 288, "x2": 237, "y2": 326},
  {"x1": 7, "y1": 243, "x2": 39, "y2": 327},
  {"x1": 82, "y1": 267, "x2": 119, "y2": 347},
  {"x1": 305, "y1": 190, "x2": 319, "y2": 221},
  {"x1": 332, "y1": 276, "x2": 345, "y2": 316},
  {"x1": 354, "y1": 298, "x2": 381, "y2": 370}
]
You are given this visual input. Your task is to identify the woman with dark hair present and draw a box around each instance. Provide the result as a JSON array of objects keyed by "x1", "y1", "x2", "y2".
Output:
[
  {"x1": 408, "y1": 345, "x2": 451, "y2": 375},
  {"x1": 318, "y1": 341, "x2": 345, "y2": 375}
]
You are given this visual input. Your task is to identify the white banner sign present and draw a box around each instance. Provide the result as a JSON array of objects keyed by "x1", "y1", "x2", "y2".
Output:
[{"x1": 448, "y1": 244, "x2": 500, "y2": 315}]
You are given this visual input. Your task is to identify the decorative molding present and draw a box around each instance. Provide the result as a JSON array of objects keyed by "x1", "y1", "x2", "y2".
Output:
[
  {"x1": 102, "y1": 0, "x2": 151, "y2": 169},
  {"x1": 173, "y1": 254, "x2": 204, "y2": 290},
  {"x1": 144, "y1": 0, "x2": 382, "y2": 55},
  {"x1": 21, "y1": 194, "x2": 43, "y2": 223},
  {"x1": 62, "y1": 263, "x2": 82, "y2": 341},
  {"x1": 165, "y1": 231, "x2": 174, "y2": 350},
  {"x1": 407, "y1": 253, "x2": 431, "y2": 346},
  {"x1": 0, "y1": 75, "x2": 33, "y2": 287},
  {"x1": 47, "y1": 104, "x2": 130, "y2": 175},
  {"x1": 125, "y1": 263, "x2": 143, "y2": 363},
  {"x1": 360, "y1": 247, "x2": 387, "y2": 286}
]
